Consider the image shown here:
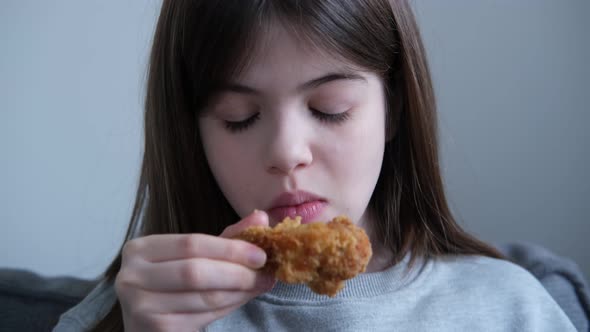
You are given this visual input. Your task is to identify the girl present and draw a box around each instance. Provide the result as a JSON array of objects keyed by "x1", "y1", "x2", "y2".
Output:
[{"x1": 55, "y1": 0, "x2": 575, "y2": 331}]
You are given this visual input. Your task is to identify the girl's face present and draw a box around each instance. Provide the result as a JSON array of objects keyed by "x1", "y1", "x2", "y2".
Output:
[{"x1": 199, "y1": 24, "x2": 387, "y2": 229}]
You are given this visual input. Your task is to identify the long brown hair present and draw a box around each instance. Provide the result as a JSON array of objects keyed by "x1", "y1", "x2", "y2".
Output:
[{"x1": 93, "y1": 0, "x2": 502, "y2": 330}]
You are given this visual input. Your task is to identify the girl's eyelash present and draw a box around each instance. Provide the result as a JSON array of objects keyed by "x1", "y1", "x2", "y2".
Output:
[
  {"x1": 310, "y1": 108, "x2": 351, "y2": 124},
  {"x1": 223, "y1": 109, "x2": 350, "y2": 133},
  {"x1": 224, "y1": 113, "x2": 260, "y2": 132}
]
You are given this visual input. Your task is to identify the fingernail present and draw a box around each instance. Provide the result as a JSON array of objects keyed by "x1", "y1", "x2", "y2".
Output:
[
  {"x1": 252, "y1": 210, "x2": 268, "y2": 224},
  {"x1": 248, "y1": 248, "x2": 267, "y2": 268}
]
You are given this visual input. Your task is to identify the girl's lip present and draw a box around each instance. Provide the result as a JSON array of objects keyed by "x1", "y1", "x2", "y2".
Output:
[
  {"x1": 266, "y1": 190, "x2": 328, "y2": 224},
  {"x1": 268, "y1": 190, "x2": 326, "y2": 209},
  {"x1": 267, "y1": 200, "x2": 327, "y2": 224}
]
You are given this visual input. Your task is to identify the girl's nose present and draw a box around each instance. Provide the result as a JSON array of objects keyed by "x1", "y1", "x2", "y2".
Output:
[{"x1": 264, "y1": 116, "x2": 313, "y2": 176}]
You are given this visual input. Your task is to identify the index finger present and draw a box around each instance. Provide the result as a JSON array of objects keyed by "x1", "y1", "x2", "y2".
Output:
[
  {"x1": 220, "y1": 210, "x2": 269, "y2": 238},
  {"x1": 123, "y1": 234, "x2": 267, "y2": 269}
]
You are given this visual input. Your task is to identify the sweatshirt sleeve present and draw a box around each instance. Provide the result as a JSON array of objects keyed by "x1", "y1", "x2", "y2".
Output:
[{"x1": 52, "y1": 280, "x2": 117, "y2": 332}]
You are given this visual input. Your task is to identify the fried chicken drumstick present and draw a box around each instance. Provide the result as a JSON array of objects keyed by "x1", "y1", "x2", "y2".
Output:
[{"x1": 235, "y1": 216, "x2": 372, "y2": 297}]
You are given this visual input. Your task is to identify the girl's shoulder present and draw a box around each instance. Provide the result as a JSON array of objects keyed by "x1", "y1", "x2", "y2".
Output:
[
  {"x1": 390, "y1": 254, "x2": 578, "y2": 331},
  {"x1": 437, "y1": 254, "x2": 534, "y2": 280},
  {"x1": 424, "y1": 254, "x2": 574, "y2": 322},
  {"x1": 428, "y1": 254, "x2": 548, "y2": 295}
]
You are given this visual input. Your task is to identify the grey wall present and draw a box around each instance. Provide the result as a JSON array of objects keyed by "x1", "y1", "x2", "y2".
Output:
[
  {"x1": 1, "y1": 1, "x2": 588, "y2": 280},
  {"x1": 413, "y1": 1, "x2": 589, "y2": 277},
  {"x1": 0, "y1": 1, "x2": 157, "y2": 278}
]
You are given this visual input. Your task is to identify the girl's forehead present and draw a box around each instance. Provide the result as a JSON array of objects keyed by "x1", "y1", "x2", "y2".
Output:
[{"x1": 234, "y1": 22, "x2": 363, "y2": 85}]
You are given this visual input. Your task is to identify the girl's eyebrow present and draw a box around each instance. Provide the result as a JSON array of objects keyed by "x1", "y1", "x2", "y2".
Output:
[{"x1": 220, "y1": 71, "x2": 367, "y2": 96}]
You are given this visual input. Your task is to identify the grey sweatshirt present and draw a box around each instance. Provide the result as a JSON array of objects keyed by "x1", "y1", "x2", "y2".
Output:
[{"x1": 54, "y1": 255, "x2": 576, "y2": 331}]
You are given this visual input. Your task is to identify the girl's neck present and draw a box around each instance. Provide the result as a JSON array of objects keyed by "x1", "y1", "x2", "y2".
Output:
[
  {"x1": 365, "y1": 241, "x2": 394, "y2": 272},
  {"x1": 359, "y1": 209, "x2": 395, "y2": 273}
]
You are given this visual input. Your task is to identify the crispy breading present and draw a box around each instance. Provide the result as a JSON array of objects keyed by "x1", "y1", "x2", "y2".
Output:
[{"x1": 236, "y1": 216, "x2": 372, "y2": 297}]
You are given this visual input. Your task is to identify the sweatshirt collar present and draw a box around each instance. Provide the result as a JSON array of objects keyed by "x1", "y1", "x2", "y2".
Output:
[{"x1": 256, "y1": 253, "x2": 429, "y2": 303}]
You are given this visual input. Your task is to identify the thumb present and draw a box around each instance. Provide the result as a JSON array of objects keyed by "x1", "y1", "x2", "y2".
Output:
[{"x1": 220, "y1": 209, "x2": 269, "y2": 238}]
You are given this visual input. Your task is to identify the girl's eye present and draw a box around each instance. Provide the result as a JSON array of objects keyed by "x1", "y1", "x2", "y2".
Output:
[
  {"x1": 310, "y1": 108, "x2": 350, "y2": 124},
  {"x1": 224, "y1": 113, "x2": 260, "y2": 132}
]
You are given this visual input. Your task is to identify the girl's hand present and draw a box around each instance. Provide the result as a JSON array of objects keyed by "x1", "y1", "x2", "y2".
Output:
[{"x1": 114, "y1": 210, "x2": 274, "y2": 332}]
